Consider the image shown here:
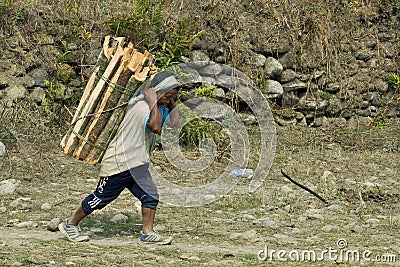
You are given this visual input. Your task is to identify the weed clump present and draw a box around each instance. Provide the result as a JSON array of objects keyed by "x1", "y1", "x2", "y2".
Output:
[{"x1": 107, "y1": 0, "x2": 203, "y2": 70}]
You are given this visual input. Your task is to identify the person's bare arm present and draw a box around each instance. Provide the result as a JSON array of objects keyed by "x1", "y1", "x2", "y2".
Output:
[{"x1": 144, "y1": 88, "x2": 162, "y2": 134}]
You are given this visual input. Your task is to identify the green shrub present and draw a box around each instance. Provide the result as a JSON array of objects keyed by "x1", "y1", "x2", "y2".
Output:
[
  {"x1": 0, "y1": 0, "x2": 30, "y2": 23},
  {"x1": 107, "y1": 0, "x2": 203, "y2": 70},
  {"x1": 387, "y1": 72, "x2": 399, "y2": 91},
  {"x1": 175, "y1": 86, "x2": 229, "y2": 150},
  {"x1": 42, "y1": 80, "x2": 75, "y2": 122},
  {"x1": 195, "y1": 85, "x2": 217, "y2": 97},
  {"x1": 0, "y1": 0, "x2": 15, "y2": 10},
  {"x1": 368, "y1": 110, "x2": 388, "y2": 128},
  {"x1": 179, "y1": 117, "x2": 220, "y2": 149},
  {"x1": 63, "y1": 0, "x2": 82, "y2": 16},
  {"x1": 390, "y1": 0, "x2": 400, "y2": 17}
]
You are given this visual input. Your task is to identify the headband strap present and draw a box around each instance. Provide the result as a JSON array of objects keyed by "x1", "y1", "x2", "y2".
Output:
[
  {"x1": 154, "y1": 75, "x2": 179, "y2": 92},
  {"x1": 128, "y1": 75, "x2": 179, "y2": 107}
]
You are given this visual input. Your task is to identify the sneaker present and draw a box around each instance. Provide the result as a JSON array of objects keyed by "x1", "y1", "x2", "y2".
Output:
[
  {"x1": 58, "y1": 219, "x2": 89, "y2": 242},
  {"x1": 139, "y1": 230, "x2": 173, "y2": 245}
]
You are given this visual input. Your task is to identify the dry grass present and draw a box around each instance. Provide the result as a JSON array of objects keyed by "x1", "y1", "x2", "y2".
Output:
[{"x1": 1, "y1": 102, "x2": 399, "y2": 265}]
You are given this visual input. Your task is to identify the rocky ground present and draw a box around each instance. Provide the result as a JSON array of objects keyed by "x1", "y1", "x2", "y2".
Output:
[{"x1": 0, "y1": 103, "x2": 399, "y2": 265}]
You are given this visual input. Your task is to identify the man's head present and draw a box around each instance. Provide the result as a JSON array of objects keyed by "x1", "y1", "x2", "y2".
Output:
[
  {"x1": 156, "y1": 88, "x2": 178, "y2": 106},
  {"x1": 150, "y1": 70, "x2": 180, "y2": 106}
]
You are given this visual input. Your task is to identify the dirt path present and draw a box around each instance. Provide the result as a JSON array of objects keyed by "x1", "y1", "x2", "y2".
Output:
[{"x1": 1, "y1": 123, "x2": 399, "y2": 266}]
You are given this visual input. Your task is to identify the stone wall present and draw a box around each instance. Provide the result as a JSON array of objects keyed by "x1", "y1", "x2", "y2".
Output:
[{"x1": 0, "y1": 1, "x2": 399, "y2": 128}]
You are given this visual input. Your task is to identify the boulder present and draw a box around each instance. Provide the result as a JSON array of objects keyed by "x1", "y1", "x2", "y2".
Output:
[
  {"x1": 264, "y1": 57, "x2": 283, "y2": 78},
  {"x1": 263, "y1": 79, "x2": 283, "y2": 98},
  {"x1": 0, "y1": 179, "x2": 17, "y2": 195},
  {"x1": 0, "y1": 142, "x2": 6, "y2": 157}
]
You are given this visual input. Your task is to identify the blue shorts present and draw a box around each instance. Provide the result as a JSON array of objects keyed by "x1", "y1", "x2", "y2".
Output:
[{"x1": 81, "y1": 163, "x2": 159, "y2": 214}]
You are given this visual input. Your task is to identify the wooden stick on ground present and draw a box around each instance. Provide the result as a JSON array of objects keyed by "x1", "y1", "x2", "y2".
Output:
[{"x1": 281, "y1": 169, "x2": 328, "y2": 203}]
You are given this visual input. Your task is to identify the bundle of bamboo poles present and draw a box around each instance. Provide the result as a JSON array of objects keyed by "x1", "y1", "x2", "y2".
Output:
[{"x1": 60, "y1": 36, "x2": 156, "y2": 164}]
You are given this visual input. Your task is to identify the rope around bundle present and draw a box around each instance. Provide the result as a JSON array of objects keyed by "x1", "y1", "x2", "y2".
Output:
[
  {"x1": 69, "y1": 101, "x2": 128, "y2": 128},
  {"x1": 95, "y1": 71, "x2": 138, "y2": 96},
  {"x1": 70, "y1": 129, "x2": 107, "y2": 152},
  {"x1": 69, "y1": 69, "x2": 143, "y2": 127}
]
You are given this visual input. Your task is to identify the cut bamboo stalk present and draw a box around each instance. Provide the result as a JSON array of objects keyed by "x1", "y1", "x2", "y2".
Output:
[
  {"x1": 149, "y1": 65, "x2": 157, "y2": 76},
  {"x1": 75, "y1": 46, "x2": 133, "y2": 160},
  {"x1": 134, "y1": 66, "x2": 151, "y2": 82},
  {"x1": 113, "y1": 37, "x2": 125, "y2": 49},
  {"x1": 141, "y1": 51, "x2": 151, "y2": 68},
  {"x1": 143, "y1": 50, "x2": 152, "y2": 59},
  {"x1": 63, "y1": 45, "x2": 125, "y2": 155},
  {"x1": 60, "y1": 47, "x2": 109, "y2": 148},
  {"x1": 61, "y1": 36, "x2": 118, "y2": 151},
  {"x1": 85, "y1": 106, "x2": 125, "y2": 164},
  {"x1": 60, "y1": 65, "x2": 100, "y2": 148},
  {"x1": 127, "y1": 51, "x2": 145, "y2": 73},
  {"x1": 103, "y1": 35, "x2": 112, "y2": 60},
  {"x1": 61, "y1": 37, "x2": 156, "y2": 164},
  {"x1": 85, "y1": 77, "x2": 142, "y2": 164},
  {"x1": 106, "y1": 36, "x2": 125, "y2": 60}
]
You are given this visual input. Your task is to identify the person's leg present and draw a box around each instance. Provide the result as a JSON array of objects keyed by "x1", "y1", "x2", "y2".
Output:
[
  {"x1": 141, "y1": 207, "x2": 156, "y2": 234},
  {"x1": 67, "y1": 205, "x2": 88, "y2": 226},
  {"x1": 130, "y1": 185, "x2": 159, "y2": 234},
  {"x1": 128, "y1": 171, "x2": 173, "y2": 245},
  {"x1": 60, "y1": 171, "x2": 132, "y2": 242},
  {"x1": 58, "y1": 204, "x2": 90, "y2": 242},
  {"x1": 127, "y1": 164, "x2": 159, "y2": 234},
  {"x1": 79, "y1": 172, "x2": 132, "y2": 220}
]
